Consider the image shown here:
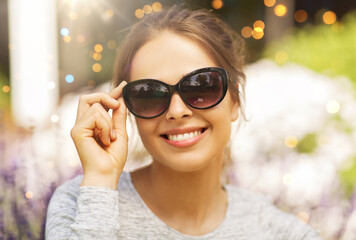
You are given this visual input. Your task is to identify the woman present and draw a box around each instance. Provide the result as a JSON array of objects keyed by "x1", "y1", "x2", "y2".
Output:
[{"x1": 46, "y1": 5, "x2": 321, "y2": 239}]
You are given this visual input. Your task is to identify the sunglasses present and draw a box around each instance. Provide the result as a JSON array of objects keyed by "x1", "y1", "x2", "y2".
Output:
[{"x1": 122, "y1": 67, "x2": 228, "y2": 119}]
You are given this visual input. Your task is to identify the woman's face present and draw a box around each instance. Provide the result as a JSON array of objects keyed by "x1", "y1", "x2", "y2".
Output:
[{"x1": 129, "y1": 31, "x2": 239, "y2": 172}]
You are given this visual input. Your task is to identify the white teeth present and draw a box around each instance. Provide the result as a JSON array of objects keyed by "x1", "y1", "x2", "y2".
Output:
[{"x1": 167, "y1": 130, "x2": 202, "y2": 141}]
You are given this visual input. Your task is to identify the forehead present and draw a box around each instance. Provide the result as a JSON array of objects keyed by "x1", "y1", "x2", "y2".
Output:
[{"x1": 129, "y1": 31, "x2": 217, "y2": 84}]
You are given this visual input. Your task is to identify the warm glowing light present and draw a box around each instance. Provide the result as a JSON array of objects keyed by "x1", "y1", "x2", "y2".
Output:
[
  {"x1": 65, "y1": 74, "x2": 74, "y2": 83},
  {"x1": 93, "y1": 52, "x2": 102, "y2": 61},
  {"x1": 264, "y1": 0, "x2": 276, "y2": 7},
  {"x1": 60, "y1": 27, "x2": 69, "y2": 36},
  {"x1": 283, "y1": 173, "x2": 294, "y2": 186},
  {"x1": 275, "y1": 51, "x2": 288, "y2": 64},
  {"x1": 212, "y1": 0, "x2": 223, "y2": 9},
  {"x1": 25, "y1": 191, "x2": 34, "y2": 199},
  {"x1": 285, "y1": 136, "x2": 298, "y2": 148},
  {"x1": 76, "y1": 34, "x2": 85, "y2": 43},
  {"x1": 253, "y1": 20, "x2": 265, "y2": 30},
  {"x1": 92, "y1": 63, "x2": 102, "y2": 72},
  {"x1": 107, "y1": 40, "x2": 116, "y2": 49},
  {"x1": 2, "y1": 85, "x2": 10, "y2": 93},
  {"x1": 143, "y1": 5, "x2": 152, "y2": 14},
  {"x1": 326, "y1": 100, "x2": 340, "y2": 114},
  {"x1": 68, "y1": 11, "x2": 78, "y2": 20},
  {"x1": 94, "y1": 44, "x2": 103, "y2": 53},
  {"x1": 323, "y1": 11, "x2": 337, "y2": 25},
  {"x1": 274, "y1": 4, "x2": 287, "y2": 17},
  {"x1": 105, "y1": 9, "x2": 114, "y2": 18},
  {"x1": 135, "y1": 9, "x2": 145, "y2": 19},
  {"x1": 254, "y1": 27, "x2": 263, "y2": 33},
  {"x1": 294, "y1": 9, "x2": 308, "y2": 23},
  {"x1": 252, "y1": 30, "x2": 264, "y2": 40},
  {"x1": 50, "y1": 114, "x2": 59, "y2": 123},
  {"x1": 152, "y1": 2, "x2": 162, "y2": 12},
  {"x1": 297, "y1": 211, "x2": 310, "y2": 223},
  {"x1": 48, "y1": 81, "x2": 56, "y2": 89},
  {"x1": 241, "y1": 26, "x2": 253, "y2": 38},
  {"x1": 63, "y1": 35, "x2": 71, "y2": 43}
]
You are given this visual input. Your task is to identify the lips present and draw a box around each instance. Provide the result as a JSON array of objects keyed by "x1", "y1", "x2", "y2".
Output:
[{"x1": 160, "y1": 127, "x2": 207, "y2": 147}]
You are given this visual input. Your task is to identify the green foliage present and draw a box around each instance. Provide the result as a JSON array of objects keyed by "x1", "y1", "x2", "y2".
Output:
[
  {"x1": 296, "y1": 133, "x2": 318, "y2": 154},
  {"x1": 264, "y1": 11, "x2": 356, "y2": 89},
  {"x1": 0, "y1": 70, "x2": 10, "y2": 111},
  {"x1": 339, "y1": 156, "x2": 356, "y2": 197}
]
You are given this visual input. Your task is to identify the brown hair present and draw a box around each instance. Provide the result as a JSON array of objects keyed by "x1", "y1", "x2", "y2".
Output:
[{"x1": 112, "y1": 5, "x2": 246, "y2": 117}]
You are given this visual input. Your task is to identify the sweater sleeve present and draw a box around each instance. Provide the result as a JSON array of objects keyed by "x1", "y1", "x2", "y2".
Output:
[{"x1": 45, "y1": 178, "x2": 120, "y2": 240}]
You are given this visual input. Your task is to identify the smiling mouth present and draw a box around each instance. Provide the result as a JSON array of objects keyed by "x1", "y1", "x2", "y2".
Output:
[{"x1": 161, "y1": 128, "x2": 207, "y2": 141}]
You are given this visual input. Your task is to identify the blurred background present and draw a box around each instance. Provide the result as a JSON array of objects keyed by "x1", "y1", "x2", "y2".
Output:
[{"x1": 1, "y1": 0, "x2": 356, "y2": 239}]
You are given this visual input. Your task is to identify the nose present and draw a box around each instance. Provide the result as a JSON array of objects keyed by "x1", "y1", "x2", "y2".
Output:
[{"x1": 165, "y1": 92, "x2": 193, "y2": 120}]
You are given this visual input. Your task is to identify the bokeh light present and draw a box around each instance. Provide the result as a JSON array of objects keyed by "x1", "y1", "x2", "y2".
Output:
[
  {"x1": 274, "y1": 4, "x2": 287, "y2": 17},
  {"x1": 252, "y1": 29, "x2": 264, "y2": 40},
  {"x1": 241, "y1": 26, "x2": 253, "y2": 38},
  {"x1": 212, "y1": 0, "x2": 223, "y2": 10},
  {"x1": 93, "y1": 52, "x2": 102, "y2": 61},
  {"x1": 25, "y1": 191, "x2": 34, "y2": 199},
  {"x1": 143, "y1": 5, "x2": 152, "y2": 14},
  {"x1": 94, "y1": 43, "x2": 103, "y2": 53},
  {"x1": 294, "y1": 9, "x2": 308, "y2": 23},
  {"x1": 253, "y1": 20, "x2": 265, "y2": 30},
  {"x1": 92, "y1": 63, "x2": 102, "y2": 72},
  {"x1": 76, "y1": 34, "x2": 86, "y2": 43},
  {"x1": 63, "y1": 35, "x2": 71, "y2": 43},
  {"x1": 105, "y1": 9, "x2": 114, "y2": 18},
  {"x1": 50, "y1": 114, "x2": 59, "y2": 123},
  {"x1": 107, "y1": 40, "x2": 116, "y2": 50},
  {"x1": 65, "y1": 74, "x2": 74, "y2": 83},
  {"x1": 323, "y1": 11, "x2": 337, "y2": 25},
  {"x1": 326, "y1": 100, "x2": 340, "y2": 114},
  {"x1": 2, "y1": 85, "x2": 10, "y2": 93},
  {"x1": 274, "y1": 51, "x2": 288, "y2": 64},
  {"x1": 135, "y1": 9, "x2": 145, "y2": 19},
  {"x1": 47, "y1": 81, "x2": 56, "y2": 89},
  {"x1": 285, "y1": 136, "x2": 298, "y2": 148},
  {"x1": 264, "y1": 0, "x2": 276, "y2": 7},
  {"x1": 152, "y1": 2, "x2": 162, "y2": 12},
  {"x1": 60, "y1": 27, "x2": 69, "y2": 36}
]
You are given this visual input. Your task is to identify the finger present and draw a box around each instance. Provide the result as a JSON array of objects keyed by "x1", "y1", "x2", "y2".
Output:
[
  {"x1": 110, "y1": 81, "x2": 127, "y2": 100},
  {"x1": 77, "y1": 93, "x2": 119, "y2": 121},
  {"x1": 112, "y1": 97, "x2": 127, "y2": 137}
]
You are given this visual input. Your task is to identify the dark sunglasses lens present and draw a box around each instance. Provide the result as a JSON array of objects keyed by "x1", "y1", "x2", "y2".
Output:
[
  {"x1": 125, "y1": 82, "x2": 170, "y2": 118},
  {"x1": 180, "y1": 71, "x2": 224, "y2": 108}
]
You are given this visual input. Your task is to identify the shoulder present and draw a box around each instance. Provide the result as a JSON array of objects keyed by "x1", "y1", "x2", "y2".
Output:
[{"x1": 225, "y1": 185, "x2": 321, "y2": 240}]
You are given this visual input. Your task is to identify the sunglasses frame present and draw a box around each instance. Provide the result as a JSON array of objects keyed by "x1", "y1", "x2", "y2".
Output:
[{"x1": 122, "y1": 67, "x2": 229, "y2": 119}]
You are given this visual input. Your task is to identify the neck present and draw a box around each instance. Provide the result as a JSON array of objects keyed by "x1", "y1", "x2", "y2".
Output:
[{"x1": 131, "y1": 156, "x2": 227, "y2": 235}]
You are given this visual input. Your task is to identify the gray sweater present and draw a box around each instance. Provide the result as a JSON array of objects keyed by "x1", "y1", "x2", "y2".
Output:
[{"x1": 46, "y1": 172, "x2": 322, "y2": 240}]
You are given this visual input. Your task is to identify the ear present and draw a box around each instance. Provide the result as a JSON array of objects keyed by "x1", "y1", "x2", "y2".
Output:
[{"x1": 230, "y1": 99, "x2": 239, "y2": 122}]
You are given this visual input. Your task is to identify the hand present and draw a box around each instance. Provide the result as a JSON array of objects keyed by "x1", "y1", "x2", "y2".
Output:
[{"x1": 70, "y1": 81, "x2": 128, "y2": 189}]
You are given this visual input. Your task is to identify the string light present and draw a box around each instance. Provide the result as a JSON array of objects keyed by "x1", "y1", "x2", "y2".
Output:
[
  {"x1": 63, "y1": 35, "x2": 71, "y2": 43},
  {"x1": 326, "y1": 100, "x2": 340, "y2": 114},
  {"x1": 323, "y1": 11, "x2": 337, "y2": 25},
  {"x1": 252, "y1": 30, "x2": 264, "y2": 40},
  {"x1": 65, "y1": 74, "x2": 74, "y2": 83},
  {"x1": 212, "y1": 0, "x2": 223, "y2": 9},
  {"x1": 2, "y1": 85, "x2": 10, "y2": 93},
  {"x1": 241, "y1": 26, "x2": 253, "y2": 38},
  {"x1": 264, "y1": 0, "x2": 276, "y2": 7},
  {"x1": 92, "y1": 63, "x2": 102, "y2": 72},
  {"x1": 135, "y1": 9, "x2": 145, "y2": 19},
  {"x1": 294, "y1": 9, "x2": 308, "y2": 23},
  {"x1": 152, "y1": 2, "x2": 162, "y2": 12},
  {"x1": 253, "y1": 20, "x2": 265, "y2": 30},
  {"x1": 285, "y1": 136, "x2": 298, "y2": 148},
  {"x1": 93, "y1": 52, "x2": 102, "y2": 61},
  {"x1": 274, "y1": 4, "x2": 287, "y2": 17}
]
